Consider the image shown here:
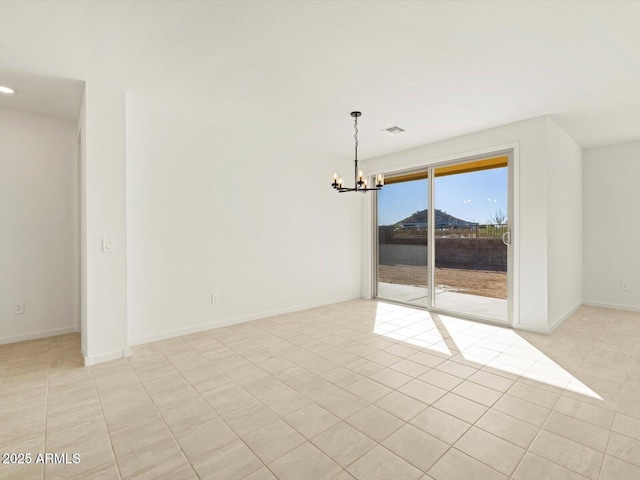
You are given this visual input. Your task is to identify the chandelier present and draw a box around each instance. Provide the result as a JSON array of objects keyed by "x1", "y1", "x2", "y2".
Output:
[{"x1": 332, "y1": 111, "x2": 384, "y2": 193}]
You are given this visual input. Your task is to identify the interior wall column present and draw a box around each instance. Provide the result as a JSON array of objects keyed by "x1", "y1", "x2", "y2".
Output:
[{"x1": 80, "y1": 82, "x2": 128, "y2": 365}]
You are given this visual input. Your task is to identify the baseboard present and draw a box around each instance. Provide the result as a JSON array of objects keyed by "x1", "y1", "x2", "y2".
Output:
[
  {"x1": 547, "y1": 301, "x2": 583, "y2": 334},
  {"x1": 512, "y1": 324, "x2": 548, "y2": 335},
  {"x1": 84, "y1": 348, "x2": 131, "y2": 367},
  {"x1": 582, "y1": 300, "x2": 640, "y2": 313},
  {"x1": 0, "y1": 326, "x2": 78, "y2": 346},
  {"x1": 128, "y1": 294, "x2": 361, "y2": 347}
]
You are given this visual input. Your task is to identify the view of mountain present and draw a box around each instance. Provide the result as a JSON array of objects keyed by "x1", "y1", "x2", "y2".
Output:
[{"x1": 393, "y1": 208, "x2": 478, "y2": 227}]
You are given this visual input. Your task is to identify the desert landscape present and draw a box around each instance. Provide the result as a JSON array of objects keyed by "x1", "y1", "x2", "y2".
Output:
[{"x1": 378, "y1": 264, "x2": 507, "y2": 299}]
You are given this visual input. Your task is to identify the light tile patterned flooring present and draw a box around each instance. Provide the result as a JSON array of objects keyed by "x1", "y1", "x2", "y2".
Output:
[{"x1": 1, "y1": 300, "x2": 639, "y2": 480}]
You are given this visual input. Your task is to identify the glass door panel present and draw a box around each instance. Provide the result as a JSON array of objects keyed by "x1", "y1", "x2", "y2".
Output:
[
  {"x1": 433, "y1": 159, "x2": 509, "y2": 322},
  {"x1": 376, "y1": 174, "x2": 429, "y2": 306}
]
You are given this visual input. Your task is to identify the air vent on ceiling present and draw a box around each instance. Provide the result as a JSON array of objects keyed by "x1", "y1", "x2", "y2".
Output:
[{"x1": 381, "y1": 126, "x2": 405, "y2": 134}]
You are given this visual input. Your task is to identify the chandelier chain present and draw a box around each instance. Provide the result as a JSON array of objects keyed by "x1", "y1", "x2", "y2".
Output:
[{"x1": 354, "y1": 115, "x2": 358, "y2": 151}]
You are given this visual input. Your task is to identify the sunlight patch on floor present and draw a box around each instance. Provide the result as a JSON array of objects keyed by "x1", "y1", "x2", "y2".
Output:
[
  {"x1": 373, "y1": 302, "x2": 603, "y2": 400},
  {"x1": 373, "y1": 303, "x2": 452, "y2": 355}
]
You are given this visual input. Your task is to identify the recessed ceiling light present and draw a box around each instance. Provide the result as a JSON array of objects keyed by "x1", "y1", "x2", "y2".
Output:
[
  {"x1": 0, "y1": 85, "x2": 15, "y2": 94},
  {"x1": 381, "y1": 126, "x2": 405, "y2": 134}
]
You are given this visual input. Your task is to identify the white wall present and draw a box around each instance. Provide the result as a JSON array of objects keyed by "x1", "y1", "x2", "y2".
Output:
[
  {"x1": 79, "y1": 95, "x2": 87, "y2": 356},
  {"x1": 126, "y1": 99, "x2": 362, "y2": 344},
  {"x1": 546, "y1": 118, "x2": 583, "y2": 329},
  {"x1": 0, "y1": 107, "x2": 78, "y2": 343},
  {"x1": 81, "y1": 83, "x2": 128, "y2": 364},
  {"x1": 583, "y1": 141, "x2": 640, "y2": 311},
  {"x1": 362, "y1": 116, "x2": 551, "y2": 333}
]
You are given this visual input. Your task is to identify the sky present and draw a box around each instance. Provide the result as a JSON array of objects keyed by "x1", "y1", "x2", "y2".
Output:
[{"x1": 378, "y1": 167, "x2": 507, "y2": 226}]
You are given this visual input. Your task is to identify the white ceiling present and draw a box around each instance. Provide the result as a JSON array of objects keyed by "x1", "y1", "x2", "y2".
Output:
[
  {"x1": 0, "y1": 68, "x2": 83, "y2": 121},
  {"x1": 0, "y1": 1, "x2": 638, "y2": 157}
]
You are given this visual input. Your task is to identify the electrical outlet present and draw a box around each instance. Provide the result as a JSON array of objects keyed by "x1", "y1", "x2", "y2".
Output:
[
  {"x1": 211, "y1": 293, "x2": 220, "y2": 304},
  {"x1": 14, "y1": 301, "x2": 25, "y2": 315},
  {"x1": 621, "y1": 281, "x2": 630, "y2": 291}
]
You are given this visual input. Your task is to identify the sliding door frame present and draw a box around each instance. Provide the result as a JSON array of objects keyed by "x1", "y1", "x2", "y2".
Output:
[
  {"x1": 372, "y1": 143, "x2": 519, "y2": 328},
  {"x1": 373, "y1": 167, "x2": 430, "y2": 304}
]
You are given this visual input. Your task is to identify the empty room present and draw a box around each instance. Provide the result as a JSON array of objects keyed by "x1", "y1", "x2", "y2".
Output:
[{"x1": 1, "y1": 1, "x2": 639, "y2": 479}]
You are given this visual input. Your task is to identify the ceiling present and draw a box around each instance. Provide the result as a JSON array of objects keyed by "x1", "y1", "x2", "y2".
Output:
[
  {"x1": 0, "y1": 68, "x2": 83, "y2": 121},
  {"x1": 0, "y1": 1, "x2": 638, "y2": 157}
]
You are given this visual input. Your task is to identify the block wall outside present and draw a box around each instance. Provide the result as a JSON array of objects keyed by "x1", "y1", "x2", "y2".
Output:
[{"x1": 378, "y1": 230, "x2": 506, "y2": 271}]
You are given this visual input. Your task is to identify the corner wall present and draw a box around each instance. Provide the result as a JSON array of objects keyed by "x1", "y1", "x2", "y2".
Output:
[
  {"x1": 0, "y1": 107, "x2": 79, "y2": 344},
  {"x1": 546, "y1": 118, "x2": 583, "y2": 330},
  {"x1": 81, "y1": 83, "x2": 128, "y2": 364},
  {"x1": 583, "y1": 141, "x2": 640, "y2": 311}
]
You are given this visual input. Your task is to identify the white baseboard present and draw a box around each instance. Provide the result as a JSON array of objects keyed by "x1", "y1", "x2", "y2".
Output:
[
  {"x1": 0, "y1": 326, "x2": 78, "y2": 346},
  {"x1": 547, "y1": 301, "x2": 583, "y2": 334},
  {"x1": 513, "y1": 324, "x2": 548, "y2": 335},
  {"x1": 84, "y1": 348, "x2": 131, "y2": 367},
  {"x1": 582, "y1": 300, "x2": 640, "y2": 313},
  {"x1": 128, "y1": 294, "x2": 361, "y2": 347}
]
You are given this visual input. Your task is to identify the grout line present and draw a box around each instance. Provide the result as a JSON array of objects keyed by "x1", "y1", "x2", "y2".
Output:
[
  {"x1": 88, "y1": 366, "x2": 124, "y2": 480},
  {"x1": 509, "y1": 385, "x2": 581, "y2": 479},
  {"x1": 598, "y1": 423, "x2": 614, "y2": 480},
  {"x1": 427, "y1": 399, "x2": 508, "y2": 478},
  {"x1": 506, "y1": 403, "x2": 559, "y2": 478},
  {"x1": 126, "y1": 354, "x2": 202, "y2": 480},
  {"x1": 597, "y1": 384, "x2": 626, "y2": 480},
  {"x1": 41, "y1": 344, "x2": 50, "y2": 480},
  {"x1": 147, "y1": 342, "x2": 283, "y2": 478}
]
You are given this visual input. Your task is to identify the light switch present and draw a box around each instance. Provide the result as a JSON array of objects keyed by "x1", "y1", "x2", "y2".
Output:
[{"x1": 102, "y1": 239, "x2": 115, "y2": 253}]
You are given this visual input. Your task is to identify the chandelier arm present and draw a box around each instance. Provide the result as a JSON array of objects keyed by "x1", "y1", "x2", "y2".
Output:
[{"x1": 336, "y1": 185, "x2": 382, "y2": 193}]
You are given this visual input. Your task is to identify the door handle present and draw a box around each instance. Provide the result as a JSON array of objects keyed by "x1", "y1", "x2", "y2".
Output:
[{"x1": 502, "y1": 230, "x2": 511, "y2": 246}]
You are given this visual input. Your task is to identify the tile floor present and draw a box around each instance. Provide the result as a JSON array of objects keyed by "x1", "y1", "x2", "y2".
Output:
[{"x1": 1, "y1": 300, "x2": 639, "y2": 479}]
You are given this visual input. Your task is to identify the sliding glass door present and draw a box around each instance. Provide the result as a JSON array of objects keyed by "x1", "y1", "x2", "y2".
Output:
[
  {"x1": 432, "y1": 157, "x2": 509, "y2": 322},
  {"x1": 376, "y1": 172, "x2": 429, "y2": 306},
  {"x1": 375, "y1": 153, "x2": 512, "y2": 325}
]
